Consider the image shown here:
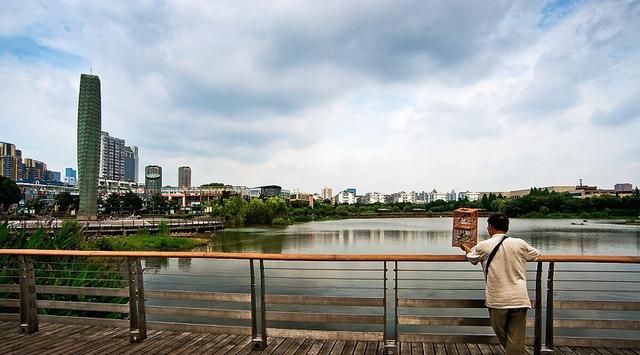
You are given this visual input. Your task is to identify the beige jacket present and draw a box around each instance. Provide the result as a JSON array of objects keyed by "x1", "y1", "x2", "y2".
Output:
[{"x1": 465, "y1": 234, "x2": 540, "y2": 309}]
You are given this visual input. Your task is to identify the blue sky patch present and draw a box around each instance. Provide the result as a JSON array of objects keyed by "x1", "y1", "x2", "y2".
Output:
[
  {"x1": 0, "y1": 35, "x2": 84, "y2": 67},
  {"x1": 538, "y1": 0, "x2": 582, "y2": 29}
]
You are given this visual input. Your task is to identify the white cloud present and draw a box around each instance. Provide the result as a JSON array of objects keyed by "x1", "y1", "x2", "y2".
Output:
[{"x1": 1, "y1": 0, "x2": 638, "y2": 193}]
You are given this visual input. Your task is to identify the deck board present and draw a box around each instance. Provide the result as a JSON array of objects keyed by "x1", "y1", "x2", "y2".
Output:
[{"x1": 0, "y1": 322, "x2": 638, "y2": 355}]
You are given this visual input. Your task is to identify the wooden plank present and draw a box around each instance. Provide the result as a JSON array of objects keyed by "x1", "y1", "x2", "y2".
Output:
[
  {"x1": 37, "y1": 315, "x2": 129, "y2": 328},
  {"x1": 554, "y1": 338, "x2": 640, "y2": 349},
  {"x1": 364, "y1": 341, "x2": 378, "y2": 355},
  {"x1": 156, "y1": 332, "x2": 202, "y2": 355},
  {"x1": 179, "y1": 333, "x2": 229, "y2": 355},
  {"x1": 319, "y1": 339, "x2": 337, "y2": 354},
  {"x1": 398, "y1": 315, "x2": 491, "y2": 326},
  {"x1": 423, "y1": 342, "x2": 436, "y2": 355},
  {"x1": 294, "y1": 339, "x2": 316, "y2": 355},
  {"x1": 282, "y1": 337, "x2": 306, "y2": 355},
  {"x1": 13, "y1": 324, "x2": 100, "y2": 355},
  {"x1": 466, "y1": 343, "x2": 483, "y2": 355},
  {"x1": 554, "y1": 319, "x2": 640, "y2": 330},
  {"x1": 36, "y1": 300, "x2": 128, "y2": 313},
  {"x1": 434, "y1": 343, "x2": 446, "y2": 355},
  {"x1": 267, "y1": 328, "x2": 383, "y2": 341},
  {"x1": 329, "y1": 340, "x2": 347, "y2": 355},
  {"x1": 555, "y1": 301, "x2": 640, "y2": 311},
  {"x1": 0, "y1": 285, "x2": 18, "y2": 293},
  {"x1": 274, "y1": 338, "x2": 297, "y2": 355},
  {"x1": 179, "y1": 333, "x2": 232, "y2": 355},
  {"x1": 145, "y1": 290, "x2": 251, "y2": 303},
  {"x1": 400, "y1": 334, "x2": 499, "y2": 344},
  {"x1": 456, "y1": 343, "x2": 471, "y2": 355},
  {"x1": 489, "y1": 344, "x2": 505, "y2": 355},
  {"x1": 216, "y1": 335, "x2": 251, "y2": 355},
  {"x1": 267, "y1": 311, "x2": 383, "y2": 324},
  {"x1": 43, "y1": 325, "x2": 119, "y2": 355},
  {"x1": 306, "y1": 339, "x2": 327, "y2": 355},
  {"x1": 446, "y1": 343, "x2": 460, "y2": 355},
  {"x1": 399, "y1": 299, "x2": 486, "y2": 308},
  {"x1": 36, "y1": 285, "x2": 128, "y2": 297},
  {"x1": 475, "y1": 343, "x2": 493, "y2": 355},
  {"x1": 400, "y1": 341, "x2": 411, "y2": 355},
  {"x1": 266, "y1": 294, "x2": 383, "y2": 307},
  {"x1": 411, "y1": 341, "x2": 422, "y2": 355},
  {"x1": 146, "y1": 320, "x2": 251, "y2": 335},
  {"x1": 352, "y1": 341, "x2": 367, "y2": 355},
  {"x1": 340, "y1": 340, "x2": 357, "y2": 355},
  {"x1": 0, "y1": 300, "x2": 19, "y2": 308},
  {"x1": 3, "y1": 249, "x2": 638, "y2": 263},
  {"x1": 145, "y1": 305, "x2": 252, "y2": 320}
]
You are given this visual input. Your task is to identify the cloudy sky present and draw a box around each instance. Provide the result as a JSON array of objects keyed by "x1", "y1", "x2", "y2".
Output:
[{"x1": 1, "y1": 0, "x2": 639, "y2": 194}]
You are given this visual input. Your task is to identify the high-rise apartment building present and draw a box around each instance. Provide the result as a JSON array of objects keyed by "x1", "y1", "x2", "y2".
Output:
[
  {"x1": 145, "y1": 165, "x2": 162, "y2": 195},
  {"x1": 0, "y1": 141, "x2": 21, "y2": 181},
  {"x1": 178, "y1": 166, "x2": 191, "y2": 188},
  {"x1": 99, "y1": 131, "x2": 125, "y2": 181},
  {"x1": 77, "y1": 74, "x2": 102, "y2": 218},
  {"x1": 99, "y1": 131, "x2": 138, "y2": 183},
  {"x1": 320, "y1": 187, "x2": 332, "y2": 201},
  {"x1": 23, "y1": 158, "x2": 47, "y2": 182}
]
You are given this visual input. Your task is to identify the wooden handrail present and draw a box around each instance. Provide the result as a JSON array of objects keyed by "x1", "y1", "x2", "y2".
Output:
[{"x1": 0, "y1": 249, "x2": 639, "y2": 263}]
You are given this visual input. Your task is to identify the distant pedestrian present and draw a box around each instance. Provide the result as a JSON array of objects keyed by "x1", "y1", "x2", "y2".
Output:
[{"x1": 459, "y1": 213, "x2": 540, "y2": 355}]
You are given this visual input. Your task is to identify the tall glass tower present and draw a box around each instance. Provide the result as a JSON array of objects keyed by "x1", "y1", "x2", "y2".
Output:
[{"x1": 77, "y1": 74, "x2": 101, "y2": 218}]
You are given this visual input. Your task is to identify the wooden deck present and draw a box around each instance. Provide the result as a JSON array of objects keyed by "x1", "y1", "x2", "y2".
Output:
[{"x1": 0, "y1": 322, "x2": 638, "y2": 355}]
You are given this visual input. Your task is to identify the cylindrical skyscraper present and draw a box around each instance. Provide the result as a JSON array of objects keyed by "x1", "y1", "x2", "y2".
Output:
[{"x1": 77, "y1": 74, "x2": 101, "y2": 218}]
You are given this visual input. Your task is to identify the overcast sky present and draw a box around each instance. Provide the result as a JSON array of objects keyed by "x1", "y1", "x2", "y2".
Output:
[{"x1": 1, "y1": 0, "x2": 638, "y2": 194}]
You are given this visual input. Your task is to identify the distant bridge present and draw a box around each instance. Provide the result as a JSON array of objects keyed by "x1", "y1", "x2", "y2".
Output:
[{"x1": 5, "y1": 217, "x2": 224, "y2": 236}]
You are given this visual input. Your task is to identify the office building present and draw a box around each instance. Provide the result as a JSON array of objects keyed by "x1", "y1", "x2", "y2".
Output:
[
  {"x1": 614, "y1": 183, "x2": 633, "y2": 193},
  {"x1": 145, "y1": 165, "x2": 162, "y2": 195},
  {"x1": 77, "y1": 74, "x2": 102, "y2": 218},
  {"x1": 123, "y1": 146, "x2": 138, "y2": 183},
  {"x1": 178, "y1": 166, "x2": 191, "y2": 188},
  {"x1": 65, "y1": 168, "x2": 77, "y2": 185}
]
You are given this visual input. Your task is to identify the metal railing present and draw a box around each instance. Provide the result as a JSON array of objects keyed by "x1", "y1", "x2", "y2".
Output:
[{"x1": 0, "y1": 250, "x2": 638, "y2": 354}]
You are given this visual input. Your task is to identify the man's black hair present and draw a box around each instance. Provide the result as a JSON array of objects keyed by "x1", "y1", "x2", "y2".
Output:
[{"x1": 488, "y1": 213, "x2": 509, "y2": 232}]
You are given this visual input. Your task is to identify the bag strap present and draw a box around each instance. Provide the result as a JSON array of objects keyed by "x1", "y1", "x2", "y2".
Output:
[{"x1": 484, "y1": 235, "x2": 508, "y2": 280}]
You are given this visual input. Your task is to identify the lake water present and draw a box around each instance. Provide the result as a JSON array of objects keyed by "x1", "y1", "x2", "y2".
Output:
[
  {"x1": 204, "y1": 218, "x2": 640, "y2": 255},
  {"x1": 142, "y1": 218, "x2": 640, "y2": 339}
]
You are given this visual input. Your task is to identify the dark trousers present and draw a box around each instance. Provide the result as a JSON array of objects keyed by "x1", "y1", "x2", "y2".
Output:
[{"x1": 488, "y1": 308, "x2": 528, "y2": 355}]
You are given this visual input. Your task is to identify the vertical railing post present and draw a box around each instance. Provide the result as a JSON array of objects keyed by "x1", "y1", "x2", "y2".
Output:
[
  {"x1": 534, "y1": 261, "x2": 543, "y2": 355},
  {"x1": 250, "y1": 259, "x2": 267, "y2": 350},
  {"x1": 383, "y1": 261, "x2": 397, "y2": 355},
  {"x1": 250, "y1": 259, "x2": 257, "y2": 340},
  {"x1": 18, "y1": 255, "x2": 38, "y2": 334},
  {"x1": 544, "y1": 262, "x2": 555, "y2": 353},
  {"x1": 128, "y1": 257, "x2": 146, "y2": 343},
  {"x1": 135, "y1": 258, "x2": 147, "y2": 340}
]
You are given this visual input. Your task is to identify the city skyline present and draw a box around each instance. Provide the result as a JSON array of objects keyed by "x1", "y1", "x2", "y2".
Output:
[{"x1": 1, "y1": 1, "x2": 638, "y2": 193}]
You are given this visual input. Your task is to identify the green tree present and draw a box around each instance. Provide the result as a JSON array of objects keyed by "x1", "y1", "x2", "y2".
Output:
[
  {"x1": 55, "y1": 192, "x2": 79, "y2": 214},
  {"x1": 0, "y1": 176, "x2": 21, "y2": 213},
  {"x1": 121, "y1": 191, "x2": 142, "y2": 214},
  {"x1": 223, "y1": 196, "x2": 247, "y2": 226}
]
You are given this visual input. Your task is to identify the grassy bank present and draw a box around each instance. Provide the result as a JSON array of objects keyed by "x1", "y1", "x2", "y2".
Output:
[{"x1": 95, "y1": 233, "x2": 209, "y2": 251}]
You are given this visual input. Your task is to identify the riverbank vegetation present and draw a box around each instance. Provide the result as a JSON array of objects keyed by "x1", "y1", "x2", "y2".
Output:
[{"x1": 208, "y1": 189, "x2": 640, "y2": 226}]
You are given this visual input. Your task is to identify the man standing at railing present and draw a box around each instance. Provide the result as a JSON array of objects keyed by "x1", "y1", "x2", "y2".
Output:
[{"x1": 460, "y1": 213, "x2": 540, "y2": 355}]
